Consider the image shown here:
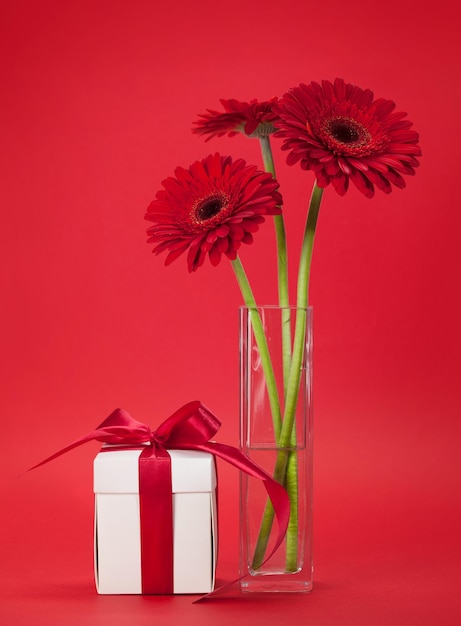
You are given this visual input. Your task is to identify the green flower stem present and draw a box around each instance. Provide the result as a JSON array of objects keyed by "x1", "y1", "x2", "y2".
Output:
[
  {"x1": 284, "y1": 447, "x2": 299, "y2": 570},
  {"x1": 258, "y1": 135, "x2": 276, "y2": 178},
  {"x1": 231, "y1": 256, "x2": 282, "y2": 438},
  {"x1": 282, "y1": 182, "x2": 323, "y2": 444},
  {"x1": 259, "y1": 136, "x2": 291, "y2": 394},
  {"x1": 250, "y1": 182, "x2": 324, "y2": 571},
  {"x1": 282, "y1": 182, "x2": 323, "y2": 570},
  {"x1": 250, "y1": 447, "x2": 290, "y2": 570}
]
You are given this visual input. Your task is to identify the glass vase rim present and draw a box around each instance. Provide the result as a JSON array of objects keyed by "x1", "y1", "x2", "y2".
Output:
[{"x1": 239, "y1": 304, "x2": 313, "y2": 311}]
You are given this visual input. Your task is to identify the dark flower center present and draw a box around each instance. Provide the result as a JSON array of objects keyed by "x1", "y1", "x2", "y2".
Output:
[
  {"x1": 197, "y1": 197, "x2": 224, "y2": 221},
  {"x1": 192, "y1": 193, "x2": 230, "y2": 227},
  {"x1": 323, "y1": 116, "x2": 371, "y2": 150},
  {"x1": 330, "y1": 121, "x2": 360, "y2": 144}
]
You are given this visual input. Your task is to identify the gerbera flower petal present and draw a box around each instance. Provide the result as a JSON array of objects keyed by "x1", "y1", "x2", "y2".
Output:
[
  {"x1": 145, "y1": 153, "x2": 283, "y2": 272},
  {"x1": 209, "y1": 246, "x2": 223, "y2": 266},
  {"x1": 385, "y1": 168, "x2": 407, "y2": 189},
  {"x1": 165, "y1": 245, "x2": 191, "y2": 266},
  {"x1": 192, "y1": 97, "x2": 281, "y2": 141},
  {"x1": 216, "y1": 224, "x2": 230, "y2": 237},
  {"x1": 366, "y1": 168, "x2": 393, "y2": 194},
  {"x1": 325, "y1": 159, "x2": 340, "y2": 176},
  {"x1": 228, "y1": 223, "x2": 245, "y2": 240},
  {"x1": 215, "y1": 237, "x2": 229, "y2": 253},
  {"x1": 274, "y1": 79, "x2": 421, "y2": 198},
  {"x1": 371, "y1": 97, "x2": 396, "y2": 117},
  {"x1": 338, "y1": 157, "x2": 351, "y2": 175},
  {"x1": 330, "y1": 172, "x2": 349, "y2": 196},
  {"x1": 187, "y1": 244, "x2": 206, "y2": 272},
  {"x1": 333, "y1": 77, "x2": 347, "y2": 101},
  {"x1": 243, "y1": 219, "x2": 262, "y2": 233},
  {"x1": 349, "y1": 168, "x2": 374, "y2": 198}
]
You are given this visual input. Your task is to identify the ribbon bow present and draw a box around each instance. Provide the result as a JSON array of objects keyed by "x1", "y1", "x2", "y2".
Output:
[{"x1": 29, "y1": 401, "x2": 290, "y2": 598}]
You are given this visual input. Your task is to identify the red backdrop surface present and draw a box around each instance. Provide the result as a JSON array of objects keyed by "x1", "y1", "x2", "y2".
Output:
[{"x1": 1, "y1": 1, "x2": 460, "y2": 625}]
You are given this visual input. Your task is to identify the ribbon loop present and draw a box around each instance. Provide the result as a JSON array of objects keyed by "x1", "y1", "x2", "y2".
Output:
[{"x1": 153, "y1": 400, "x2": 221, "y2": 446}]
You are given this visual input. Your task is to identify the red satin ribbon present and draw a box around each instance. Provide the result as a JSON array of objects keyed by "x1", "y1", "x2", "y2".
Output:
[
  {"x1": 29, "y1": 401, "x2": 290, "y2": 597},
  {"x1": 138, "y1": 445, "x2": 173, "y2": 594}
]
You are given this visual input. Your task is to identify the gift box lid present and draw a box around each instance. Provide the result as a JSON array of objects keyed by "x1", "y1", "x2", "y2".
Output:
[{"x1": 93, "y1": 447, "x2": 216, "y2": 494}]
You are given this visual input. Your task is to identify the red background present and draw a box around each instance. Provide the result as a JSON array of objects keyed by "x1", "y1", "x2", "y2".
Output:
[{"x1": 1, "y1": 0, "x2": 460, "y2": 624}]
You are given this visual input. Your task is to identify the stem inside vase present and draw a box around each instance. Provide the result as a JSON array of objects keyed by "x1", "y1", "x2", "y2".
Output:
[{"x1": 240, "y1": 306, "x2": 312, "y2": 581}]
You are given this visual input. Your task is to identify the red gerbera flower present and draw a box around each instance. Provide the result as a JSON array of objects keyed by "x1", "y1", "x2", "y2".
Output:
[
  {"x1": 274, "y1": 78, "x2": 421, "y2": 198},
  {"x1": 192, "y1": 98, "x2": 280, "y2": 141},
  {"x1": 145, "y1": 153, "x2": 282, "y2": 272}
]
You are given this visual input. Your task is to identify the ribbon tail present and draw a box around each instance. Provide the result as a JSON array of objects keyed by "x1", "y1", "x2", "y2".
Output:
[
  {"x1": 24, "y1": 409, "x2": 154, "y2": 475},
  {"x1": 187, "y1": 441, "x2": 290, "y2": 601},
  {"x1": 24, "y1": 430, "x2": 113, "y2": 473}
]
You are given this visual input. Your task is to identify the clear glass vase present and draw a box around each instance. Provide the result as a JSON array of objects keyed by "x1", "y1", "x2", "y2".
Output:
[{"x1": 239, "y1": 305, "x2": 313, "y2": 593}]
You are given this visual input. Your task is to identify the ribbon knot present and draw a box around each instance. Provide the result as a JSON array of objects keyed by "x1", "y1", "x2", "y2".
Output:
[{"x1": 151, "y1": 432, "x2": 166, "y2": 446}]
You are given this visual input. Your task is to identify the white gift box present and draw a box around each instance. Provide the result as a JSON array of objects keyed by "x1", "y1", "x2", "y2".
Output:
[{"x1": 93, "y1": 447, "x2": 217, "y2": 594}]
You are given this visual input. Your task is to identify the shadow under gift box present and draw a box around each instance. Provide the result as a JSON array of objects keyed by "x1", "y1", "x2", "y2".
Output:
[{"x1": 93, "y1": 447, "x2": 217, "y2": 594}]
